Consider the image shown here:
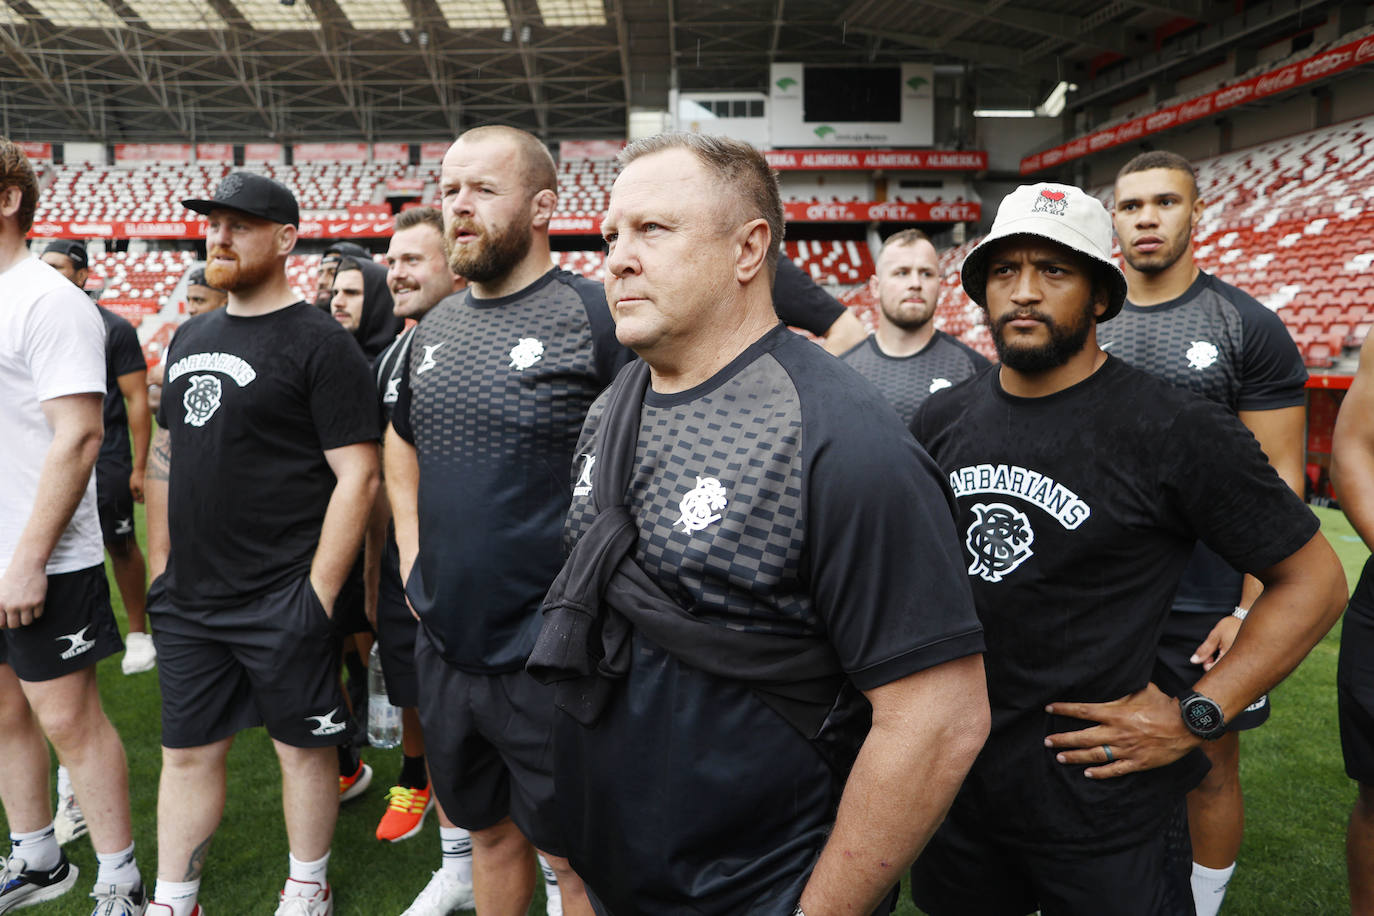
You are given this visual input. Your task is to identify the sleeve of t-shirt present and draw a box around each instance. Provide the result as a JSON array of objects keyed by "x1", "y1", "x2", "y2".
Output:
[
  {"x1": 772, "y1": 256, "x2": 846, "y2": 334},
  {"x1": 804, "y1": 383, "x2": 985, "y2": 690},
  {"x1": 107, "y1": 312, "x2": 146, "y2": 378},
  {"x1": 26, "y1": 288, "x2": 105, "y2": 402},
  {"x1": 1159, "y1": 396, "x2": 1319, "y2": 572},
  {"x1": 572, "y1": 276, "x2": 634, "y2": 386},
  {"x1": 390, "y1": 336, "x2": 415, "y2": 445},
  {"x1": 307, "y1": 327, "x2": 381, "y2": 450},
  {"x1": 1237, "y1": 296, "x2": 1308, "y2": 411}
]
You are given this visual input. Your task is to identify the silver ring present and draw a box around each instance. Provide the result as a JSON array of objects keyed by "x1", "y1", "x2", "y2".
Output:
[{"x1": 1102, "y1": 745, "x2": 1115, "y2": 762}]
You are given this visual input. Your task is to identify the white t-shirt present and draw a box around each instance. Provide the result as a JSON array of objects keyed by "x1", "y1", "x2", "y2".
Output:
[{"x1": 0, "y1": 255, "x2": 106, "y2": 577}]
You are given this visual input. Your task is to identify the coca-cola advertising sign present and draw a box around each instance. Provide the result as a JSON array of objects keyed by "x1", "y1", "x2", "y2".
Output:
[{"x1": 1021, "y1": 32, "x2": 1374, "y2": 174}]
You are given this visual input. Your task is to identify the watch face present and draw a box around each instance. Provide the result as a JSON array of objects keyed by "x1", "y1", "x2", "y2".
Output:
[{"x1": 1184, "y1": 696, "x2": 1222, "y2": 734}]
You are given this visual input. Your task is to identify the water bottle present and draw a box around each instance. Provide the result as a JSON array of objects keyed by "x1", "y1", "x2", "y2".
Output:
[{"x1": 367, "y1": 642, "x2": 402, "y2": 748}]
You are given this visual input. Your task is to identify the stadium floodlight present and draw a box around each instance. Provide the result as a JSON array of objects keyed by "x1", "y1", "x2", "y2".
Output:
[
  {"x1": 28, "y1": 0, "x2": 126, "y2": 28},
  {"x1": 973, "y1": 109, "x2": 1036, "y2": 118},
  {"x1": 435, "y1": 0, "x2": 509, "y2": 29},
  {"x1": 1035, "y1": 81, "x2": 1078, "y2": 118},
  {"x1": 124, "y1": 0, "x2": 226, "y2": 29},
  {"x1": 537, "y1": 0, "x2": 606, "y2": 27},
  {"x1": 335, "y1": 0, "x2": 412, "y2": 31},
  {"x1": 230, "y1": 0, "x2": 319, "y2": 29}
]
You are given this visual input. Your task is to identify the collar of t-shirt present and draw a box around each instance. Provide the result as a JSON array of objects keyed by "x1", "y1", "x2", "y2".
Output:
[
  {"x1": 1121, "y1": 269, "x2": 1209, "y2": 315},
  {"x1": 642, "y1": 323, "x2": 789, "y2": 409},
  {"x1": 992, "y1": 352, "x2": 1122, "y2": 406}
]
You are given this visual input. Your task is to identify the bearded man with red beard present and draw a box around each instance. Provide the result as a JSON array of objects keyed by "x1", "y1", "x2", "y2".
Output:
[
  {"x1": 386, "y1": 126, "x2": 629, "y2": 916},
  {"x1": 146, "y1": 172, "x2": 380, "y2": 916}
]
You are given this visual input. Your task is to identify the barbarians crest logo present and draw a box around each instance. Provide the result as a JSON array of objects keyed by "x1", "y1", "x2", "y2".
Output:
[
  {"x1": 509, "y1": 337, "x2": 545, "y2": 370},
  {"x1": 1185, "y1": 340, "x2": 1219, "y2": 370},
  {"x1": 182, "y1": 374, "x2": 223, "y2": 427},
  {"x1": 929, "y1": 377, "x2": 952, "y2": 394},
  {"x1": 215, "y1": 172, "x2": 246, "y2": 200},
  {"x1": 965, "y1": 502, "x2": 1036, "y2": 583},
  {"x1": 1031, "y1": 189, "x2": 1068, "y2": 216},
  {"x1": 676, "y1": 476, "x2": 728, "y2": 534}
]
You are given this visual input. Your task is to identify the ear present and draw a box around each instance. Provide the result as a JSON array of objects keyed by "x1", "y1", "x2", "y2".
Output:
[
  {"x1": 1091, "y1": 280, "x2": 1110, "y2": 321},
  {"x1": 867, "y1": 271, "x2": 880, "y2": 298},
  {"x1": 529, "y1": 188, "x2": 557, "y2": 229},
  {"x1": 0, "y1": 185, "x2": 20, "y2": 219},
  {"x1": 277, "y1": 224, "x2": 298, "y2": 256},
  {"x1": 74, "y1": 268, "x2": 89, "y2": 288},
  {"x1": 734, "y1": 218, "x2": 771, "y2": 285},
  {"x1": 1190, "y1": 193, "x2": 1205, "y2": 226}
]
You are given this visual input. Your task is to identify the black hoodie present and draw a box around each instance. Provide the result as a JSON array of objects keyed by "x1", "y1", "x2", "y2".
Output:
[{"x1": 337, "y1": 256, "x2": 404, "y2": 360}]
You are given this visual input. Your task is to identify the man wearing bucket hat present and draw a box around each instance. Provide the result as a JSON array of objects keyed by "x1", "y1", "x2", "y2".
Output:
[
  {"x1": 147, "y1": 171, "x2": 379, "y2": 916},
  {"x1": 907, "y1": 182, "x2": 1346, "y2": 915}
]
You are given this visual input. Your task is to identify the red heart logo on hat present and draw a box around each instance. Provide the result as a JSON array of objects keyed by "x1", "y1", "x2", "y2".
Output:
[{"x1": 1040, "y1": 190, "x2": 1065, "y2": 201}]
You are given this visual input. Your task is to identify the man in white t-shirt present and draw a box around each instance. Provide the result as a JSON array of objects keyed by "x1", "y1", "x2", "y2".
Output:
[{"x1": 0, "y1": 138, "x2": 146, "y2": 916}]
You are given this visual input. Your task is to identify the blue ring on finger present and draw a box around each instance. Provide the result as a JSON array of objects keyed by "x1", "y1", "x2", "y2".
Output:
[{"x1": 1102, "y1": 745, "x2": 1114, "y2": 762}]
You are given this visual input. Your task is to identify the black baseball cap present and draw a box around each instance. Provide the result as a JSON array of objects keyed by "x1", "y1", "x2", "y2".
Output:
[
  {"x1": 186, "y1": 267, "x2": 223, "y2": 291},
  {"x1": 183, "y1": 172, "x2": 300, "y2": 227},
  {"x1": 324, "y1": 241, "x2": 370, "y2": 260},
  {"x1": 44, "y1": 240, "x2": 88, "y2": 271}
]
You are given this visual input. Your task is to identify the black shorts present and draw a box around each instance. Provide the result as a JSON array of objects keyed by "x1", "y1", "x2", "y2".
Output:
[
  {"x1": 376, "y1": 536, "x2": 419, "y2": 708},
  {"x1": 95, "y1": 462, "x2": 136, "y2": 545},
  {"x1": 332, "y1": 554, "x2": 370, "y2": 637},
  {"x1": 1158, "y1": 609, "x2": 1269, "y2": 731},
  {"x1": 149, "y1": 573, "x2": 348, "y2": 749},
  {"x1": 0, "y1": 565, "x2": 123, "y2": 681},
  {"x1": 911, "y1": 794, "x2": 1193, "y2": 916},
  {"x1": 1339, "y1": 561, "x2": 1374, "y2": 784},
  {"x1": 415, "y1": 625, "x2": 562, "y2": 854}
]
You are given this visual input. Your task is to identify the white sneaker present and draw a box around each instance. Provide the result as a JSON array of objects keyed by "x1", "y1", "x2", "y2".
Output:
[
  {"x1": 89, "y1": 878, "x2": 149, "y2": 915},
  {"x1": 54, "y1": 791, "x2": 89, "y2": 845},
  {"x1": 121, "y1": 633, "x2": 157, "y2": 675},
  {"x1": 274, "y1": 880, "x2": 333, "y2": 916},
  {"x1": 399, "y1": 869, "x2": 474, "y2": 915}
]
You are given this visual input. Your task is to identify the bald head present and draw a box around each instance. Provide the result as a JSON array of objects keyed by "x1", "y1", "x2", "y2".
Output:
[{"x1": 455, "y1": 125, "x2": 557, "y2": 200}]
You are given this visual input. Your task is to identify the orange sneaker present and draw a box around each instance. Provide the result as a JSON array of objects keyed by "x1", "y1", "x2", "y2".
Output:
[
  {"x1": 375, "y1": 783, "x2": 435, "y2": 842},
  {"x1": 339, "y1": 761, "x2": 372, "y2": 802}
]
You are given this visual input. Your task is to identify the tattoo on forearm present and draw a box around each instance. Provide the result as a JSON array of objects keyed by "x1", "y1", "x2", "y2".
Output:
[
  {"x1": 183, "y1": 834, "x2": 212, "y2": 881},
  {"x1": 148, "y1": 429, "x2": 171, "y2": 482}
]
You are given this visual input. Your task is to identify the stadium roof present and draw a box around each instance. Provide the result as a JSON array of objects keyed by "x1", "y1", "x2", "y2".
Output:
[{"x1": 0, "y1": 0, "x2": 1349, "y2": 144}]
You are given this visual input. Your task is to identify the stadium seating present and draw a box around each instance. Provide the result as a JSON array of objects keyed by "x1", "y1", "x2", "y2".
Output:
[
  {"x1": 785, "y1": 240, "x2": 875, "y2": 286},
  {"x1": 89, "y1": 250, "x2": 196, "y2": 323}
]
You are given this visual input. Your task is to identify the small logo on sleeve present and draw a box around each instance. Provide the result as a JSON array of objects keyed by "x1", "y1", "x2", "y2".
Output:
[{"x1": 676, "y1": 476, "x2": 729, "y2": 533}]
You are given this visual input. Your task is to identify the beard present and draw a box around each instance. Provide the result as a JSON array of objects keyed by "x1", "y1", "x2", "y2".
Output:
[
  {"x1": 206, "y1": 250, "x2": 274, "y2": 293},
  {"x1": 1121, "y1": 221, "x2": 1192, "y2": 275},
  {"x1": 881, "y1": 296, "x2": 936, "y2": 331},
  {"x1": 447, "y1": 216, "x2": 532, "y2": 285},
  {"x1": 990, "y1": 301, "x2": 1094, "y2": 373}
]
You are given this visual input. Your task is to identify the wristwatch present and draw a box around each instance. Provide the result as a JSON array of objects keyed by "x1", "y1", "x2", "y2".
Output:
[{"x1": 1180, "y1": 692, "x2": 1227, "y2": 740}]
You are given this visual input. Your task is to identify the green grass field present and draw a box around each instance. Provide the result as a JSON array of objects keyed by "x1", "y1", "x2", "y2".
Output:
[{"x1": 3, "y1": 507, "x2": 1366, "y2": 914}]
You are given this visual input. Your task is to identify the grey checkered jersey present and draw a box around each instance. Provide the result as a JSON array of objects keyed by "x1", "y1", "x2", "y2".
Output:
[
  {"x1": 1098, "y1": 270, "x2": 1307, "y2": 412},
  {"x1": 1098, "y1": 270, "x2": 1307, "y2": 614},
  {"x1": 391, "y1": 268, "x2": 630, "y2": 673},
  {"x1": 840, "y1": 330, "x2": 991, "y2": 426}
]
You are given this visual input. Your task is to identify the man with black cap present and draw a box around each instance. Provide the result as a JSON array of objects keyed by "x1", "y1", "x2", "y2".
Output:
[
  {"x1": 42, "y1": 240, "x2": 156, "y2": 683},
  {"x1": 330, "y1": 255, "x2": 403, "y2": 361},
  {"x1": 907, "y1": 182, "x2": 1347, "y2": 914},
  {"x1": 315, "y1": 241, "x2": 372, "y2": 312},
  {"x1": 148, "y1": 171, "x2": 379, "y2": 916}
]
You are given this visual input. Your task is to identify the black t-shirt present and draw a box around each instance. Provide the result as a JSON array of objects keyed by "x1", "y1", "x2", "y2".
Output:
[
  {"x1": 840, "y1": 330, "x2": 990, "y2": 426},
  {"x1": 373, "y1": 322, "x2": 417, "y2": 428},
  {"x1": 391, "y1": 268, "x2": 632, "y2": 673},
  {"x1": 910, "y1": 357, "x2": 1318, "y2": 849},
  {"x1": 156, "y1": 302, "x2": 379, "y2": 608},
  {"x1": 772, "y1": 256, "x2": 846, "y2": 335},
  {"x1": 1100, "y1": 270, "x2": 1309, "y2": 613},
  {"x1": 556, "y1": 325, "x2": 984, "y2": 914},
  {"x1": 98, "y1": 306, "x2": 146, "y2": 473}
]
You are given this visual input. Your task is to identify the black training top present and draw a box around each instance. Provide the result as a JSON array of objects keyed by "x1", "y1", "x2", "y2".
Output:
[
  {"x1": 772, "y1": 256, "x2": 847, "y2": 334},
  {"x1": 97, "y1": 306, "x2": 146, "y2": 473},
  {"x1": 373, "y1": 322, "x2": 417, "y2": 428},
  {"x1": 840, "y1": 330, "x2": 990, "y2": 426},
  {"x1": 391, "y1": 267, "x2": 631, "y2": 673},
  {"x1": 1099, "y1": 270, "x2": 1308, "y2": 614},
  {"x1": 555, "y1": 324, "x2": 983, "y2": 914},
  {"x1": 910, "y1": 357, "x2": 1318, "y2": 849},
  {"x1": 156, "y1": 303, "x2": 379, "y2": 608}
]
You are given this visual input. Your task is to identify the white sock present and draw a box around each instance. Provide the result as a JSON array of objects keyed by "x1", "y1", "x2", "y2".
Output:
[
  {"x1": 287, "y1": 850, "x2": 330, "y2": 887},
  {"x1": 439, "y1": 826, "x2": 473, "y2": 884},
  {"x1": 540, "y1": 856, "x2": 559, "y2": 893},
  {"x1": 10, "y1": 825, "x2": 60, "y2": 872},
  {"x1": 152, "y1": 877, "x2": 200, "y2": 916},
  {"x1": 96, "y1": 842, "x2": 140, "y2": 886},
  {"x1": 56, "y1": 765, "x2": 74, "y2": 799},
  {"x1": 1191, "y1": 861, "x2": 1235, "y2": 916}
]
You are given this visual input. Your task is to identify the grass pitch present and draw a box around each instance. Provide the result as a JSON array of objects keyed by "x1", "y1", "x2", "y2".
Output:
[{"x1": 2, "y1": 507, "x2": 1365, "y2": 914}]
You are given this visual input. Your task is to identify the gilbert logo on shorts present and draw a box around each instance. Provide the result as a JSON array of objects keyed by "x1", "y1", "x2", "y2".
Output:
[
  {"x1": 306, "y1": 708, "x2": 348, "y2": 737},
  {"x1": 56, "y1": 626, "x2": 96, "y2": 660},
  {"x1": 676, "y1": 476, "x2": 728, "y2": 534},
  {"x1": 1031, "y1": 189, "x2": 1069, "y2": 216}
]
